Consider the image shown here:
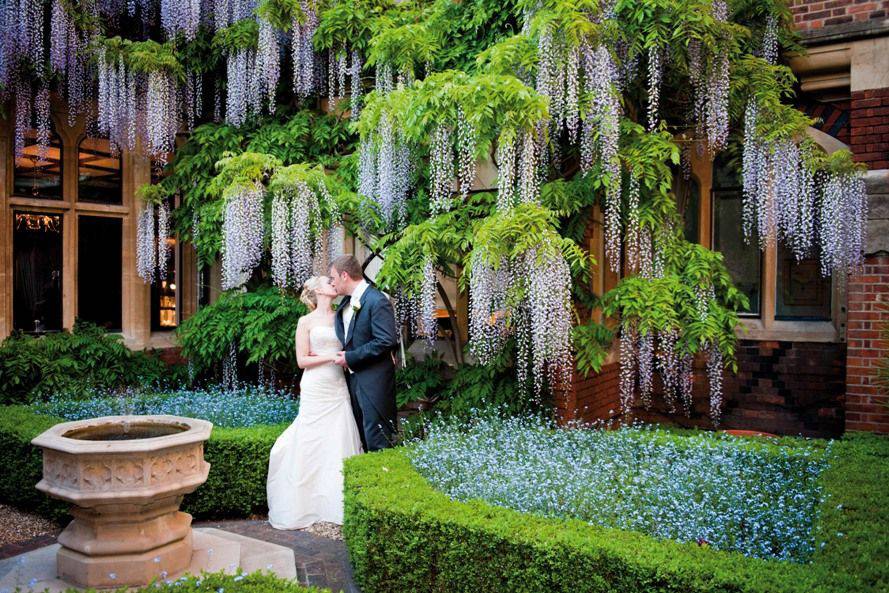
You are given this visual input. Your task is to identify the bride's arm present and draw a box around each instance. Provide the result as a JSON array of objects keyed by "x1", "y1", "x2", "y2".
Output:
[{"x1": 295, "y1": 320, "x2": 336, "y2": 369}]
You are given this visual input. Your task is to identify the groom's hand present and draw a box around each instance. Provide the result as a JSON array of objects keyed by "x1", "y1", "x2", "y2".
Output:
[{"x1": 334, "y1": 351, "x2": 348, "y2": 368}]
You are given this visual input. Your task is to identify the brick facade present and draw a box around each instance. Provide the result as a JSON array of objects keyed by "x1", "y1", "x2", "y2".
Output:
[
  {"x1": 846, "y1": 255, "x2": 889, "y2": 433},
  {"x1": 557, "y1": 341, "x2": 846, "y2": 438},
  {"x1": 850, "y1": 88, "x2": 889, "y2": 170},
  {"x1": 791, "y1": 0, "x2": 889, "y2": 32},
  {"x1": 556, "y1": 362, "x2": 621, "y2": 424}
]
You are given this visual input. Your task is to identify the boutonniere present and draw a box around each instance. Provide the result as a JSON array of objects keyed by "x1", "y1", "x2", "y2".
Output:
[{"x1": 351, "y1": 301, "x2": 362, "y2": 314}]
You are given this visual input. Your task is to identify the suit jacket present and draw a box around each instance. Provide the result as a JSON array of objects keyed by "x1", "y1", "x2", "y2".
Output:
[{"x1": 334, "y1": 284, "x2": 398, "y2": 418}]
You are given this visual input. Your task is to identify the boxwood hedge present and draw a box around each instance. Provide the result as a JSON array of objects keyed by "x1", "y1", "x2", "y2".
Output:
[
  {"x1": 0, "y1": 405, "x2": 286, "y2": 522},
  {"x1": 65, "y1": 571, "x2": 327, "y2": 593},
  {"x1": 343, "y1": 433, "x2": 889, "y2": 593}
]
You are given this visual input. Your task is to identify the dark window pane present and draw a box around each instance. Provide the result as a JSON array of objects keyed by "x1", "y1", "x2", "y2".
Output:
[
  {"x1": 78, "y1": 216, "x2": 122, "y2": 331},
  {"x1": 78, "y1": 137, "x2": 122, "y2": 204},
  {"x1": 776, "y1": 244, "x2": 831, "y2": 320},
  {"x1": 151, "y1": 234, "x2": 178, "y2": 331},
  {"x1": 713, "y1": 190, "x2": 762, "y2": 316},
  {"x1": 13, "y1": 130, "x2": 63, "y2": 200},
  {"x1": 13, "y1": 212, "x2": 63, "y2": 332},
  {"x1": 674, "y1": 175, "x2": 700, "y2": 243}
]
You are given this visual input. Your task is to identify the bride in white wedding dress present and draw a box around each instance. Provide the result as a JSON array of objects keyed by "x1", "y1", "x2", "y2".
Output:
[{"x1": 267, "y1": 276, "x2": 363, "y2": 529}]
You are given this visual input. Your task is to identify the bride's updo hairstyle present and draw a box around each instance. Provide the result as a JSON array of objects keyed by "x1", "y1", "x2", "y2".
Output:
[{"x1": 300, "y1": 276, "x2": 324, "y2": 311}]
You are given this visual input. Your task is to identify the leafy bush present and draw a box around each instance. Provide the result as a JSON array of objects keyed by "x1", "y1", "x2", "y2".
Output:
[
  {"x1": 436, "y1": 346, "x2": 543, "y2": 418},
  {"x1": 344, "y1": 433, "x2": 889, "y2": 593},
  {"x1": 176, "y1": 286, "x2": 307, "y2": 383},
  {"x1": 411, "y1": 416, "x2": 828, "y2": 561},
  {"x1": 0, "y1": 321, "x2": 181, "y2": 404},
  {"x1": 0, "y1": 406, "x2": 287, "y2": 521},
  {"x1": 63, "y1": 571, "x2": 328, "y2": 593},
  {"x1": 31, "y1": 385, "x2": 299, "y2": 428},
  {"x1": 395, "y1": 354, "x2": 449, "y2": 409}
]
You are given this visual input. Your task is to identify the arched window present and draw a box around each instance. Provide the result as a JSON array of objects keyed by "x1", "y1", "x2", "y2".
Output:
[
  {"x1": 78, "y1": 137, "x2": 122, "y2": 204},
  {"x1": 13, "y1": 129, "x2": 63, "y2": 200}
]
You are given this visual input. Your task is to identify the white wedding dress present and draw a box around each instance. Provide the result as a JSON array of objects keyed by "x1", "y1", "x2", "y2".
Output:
[{"x1": 267, "y1": 325, "x2": 363, "y2": 529}]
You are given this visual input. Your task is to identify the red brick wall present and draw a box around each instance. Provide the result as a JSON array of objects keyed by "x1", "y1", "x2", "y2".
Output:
[
  {"x1": 557, "y1": 341, "x2": 846, "y2": 437},
  {"x1": 791, "y1": 0, "x2": 889, "y2": 31},
  {"x1": 555, "y1": 362, "x2": 620, "y2": 424},
  {"x1": 850, "y1": 88, "x2": 889, "y2": 170},
  {"x1": 846, "y1": 254, "x2": 889, "y2": 433}
]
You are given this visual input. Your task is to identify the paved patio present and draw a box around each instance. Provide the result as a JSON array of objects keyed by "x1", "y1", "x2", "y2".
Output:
[{"x1": 0, "y1": 520, "x2": 359, "y2": 593}]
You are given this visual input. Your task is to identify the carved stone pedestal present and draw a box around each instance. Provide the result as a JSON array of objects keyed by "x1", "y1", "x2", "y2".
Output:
[{"x1": 32, "y1": 416, "x2": 213, "y2": 589}]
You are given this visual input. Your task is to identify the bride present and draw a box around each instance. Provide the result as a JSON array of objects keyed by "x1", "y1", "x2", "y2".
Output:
[{"x1": 267, "y1": 276, "x2": 363, "y2": 529}]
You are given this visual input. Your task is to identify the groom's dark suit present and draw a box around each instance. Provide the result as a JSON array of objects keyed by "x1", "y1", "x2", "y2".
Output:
[{"x1": 334, "y1": 283, "x2": 398, "y2": 451}]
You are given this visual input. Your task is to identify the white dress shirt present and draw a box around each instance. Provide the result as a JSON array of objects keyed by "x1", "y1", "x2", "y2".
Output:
[{"x1": 342, "y1": 280, "x2": 368, "y2": 340}]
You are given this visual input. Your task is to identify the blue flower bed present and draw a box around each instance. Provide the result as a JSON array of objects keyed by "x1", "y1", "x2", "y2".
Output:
[
  {"x1": 410, "y1": 416, "x2": 831, "y2": 562},
  {"x1": 31, "y1": 384, "x2": 300, "y2": 428}
]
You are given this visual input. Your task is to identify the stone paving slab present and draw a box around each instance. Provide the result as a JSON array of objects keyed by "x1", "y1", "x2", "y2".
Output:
[
  {"x1": 195, "y1": 520, "x2": 360, "y2": 593},
  {"x1": 0, "y1": 529, "x2": 296, "y2": 593},
  {"x1": 0, "y1": 521, "x2": 357, "y2": 593}
]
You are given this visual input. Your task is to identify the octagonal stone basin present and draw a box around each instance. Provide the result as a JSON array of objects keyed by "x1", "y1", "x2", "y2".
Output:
[{"x1": 32, "y1": 415, "x2": 212, "y2": 589}]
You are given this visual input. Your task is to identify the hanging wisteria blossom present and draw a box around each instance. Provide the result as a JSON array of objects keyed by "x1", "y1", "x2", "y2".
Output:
[
  {"x1": 226, "y1": 49, "x2": 251, "y2": 126},
  {"x1": 646, "y1": 45, "x2": 661, "y2": 131},
  {"x1": 618, "y1": 320, "x2": 637, "y2": 415},
  {"x1": 818, "y1": 171, "x2": 868, "y2": 276},
  {"x1": 468, "y1": 253, "x2": 512, "y2": 365},
  {"x1": 145, "y1": 69, "x2": 179, "y2": 160},
  {"x1": 496, "y1": 132, "x2": 518, "y2": 211},
  {"x1": 256, "y1": 17, "x2": 280, "y2": 113},
  {"x1": 360, "y1": 113, "x2": 413, "y2": 223},
  {"x1": 456, "y1": 108, "x2": 477, "y2": 198},
  {"x1": 416, "y1": 257, "x2": 438, "y2": 346},
  {"x1": 523, "y1": 245, "x2": 574, "y2": 396},
  {"x1": 14, "y1": 78, "x2": 31, "y2": 158},
  {"x1": 637, "y1": 330, "x2": 654, "y2": 409},
  {"x1": 740, "y1": 98, "x2": 865, "y2": 273},
  {"x1": 762, "y1": 14, "x2": 779, "y2": 65},
  {"x1": 137, "y1": 204, "x2": 157, "y2": 283},
  {"x1": 429, "y1": 123, "x2": 453, "y2": 213},
  {"x1": 156, "y1": 201, "x2": 171, "y2": 280},
  {"x1": 269, "y1": 167, "x2": 343, "y2": 289},
  {"x1": 658, "y1": 328, "x2": 681, "y2": 414},
  {"x1": 221, "y1": 182, "x2": 265, "y2": 290},
  {"x1": 350, "y1": 49, "x2": 363, "y2": 118},
  {"x1": 34, "y1": 85, "x2": 51, "y2": 160},
  {"x1": 292, "y1": 1, "x2": 320, "y2": 97},
  {"x1": 707, "y1": 341, "x2": 724, "y2": 425},
  {"x1": 468, "y1": 238, "x2": 573, "y2": 396},
  {"x1": 582, "y1": 45, "x2": 622, "y2": 271}
]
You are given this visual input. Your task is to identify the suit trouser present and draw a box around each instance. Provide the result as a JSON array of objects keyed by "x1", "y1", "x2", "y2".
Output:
[{"x1": 348, "y1": 374, "x2": 396, "y2": 452}]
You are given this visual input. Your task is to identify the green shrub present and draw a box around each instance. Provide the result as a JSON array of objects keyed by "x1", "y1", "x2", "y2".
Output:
[
  {"x1": 176, "y1": 285, "x2": 307, "y2": 384},
  {"x1": 0, "y1": 321, "x2": 182, "y2": 404},
  {"x1": 0, "y1": 406, "x2": 286, "y2": 521},
  {"x1": 343, "y1": 434, "x2": 889, "y2": 593},
  {"x1": 67, "y1": 570, "x2": 328, "y2": 593},
  {"x1": 395, "y1": 354, "x2": 448, "y2": 409}
]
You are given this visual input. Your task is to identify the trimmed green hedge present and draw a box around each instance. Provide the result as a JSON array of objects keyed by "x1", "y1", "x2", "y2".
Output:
[
  {"x1": 343, "y1": 434, "x2": 889, "y2": 593},
  {"x1": 0, "y1": 405, "x2": 286, "y2": 521},
  {"x1": 67, "y1": 571, "x2": 328, "y2": 593}
]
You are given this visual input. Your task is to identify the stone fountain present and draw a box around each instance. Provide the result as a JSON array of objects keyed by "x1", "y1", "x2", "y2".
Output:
[
  {"x1": 0, "y1": 415, "x2": 296, "y2": 591},
  {"x1": 32, "y1": 415, "x2": 211, "y2": 588}
]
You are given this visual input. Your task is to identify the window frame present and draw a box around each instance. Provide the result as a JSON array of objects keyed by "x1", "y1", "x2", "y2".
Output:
[
  {"x1": 12, "y1": 128, "x2": 64, "y2": 201},
  {"x1": 76, "y1": 135, "x2": 123, "y2": 205},
  {"x1": 696, "y1": 140, "x2": 844, "y2": 343}
]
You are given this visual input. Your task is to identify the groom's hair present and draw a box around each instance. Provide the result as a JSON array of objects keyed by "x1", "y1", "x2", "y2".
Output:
[{"x1": 330, "y1": 254, "x2": 363, "y2": 280}]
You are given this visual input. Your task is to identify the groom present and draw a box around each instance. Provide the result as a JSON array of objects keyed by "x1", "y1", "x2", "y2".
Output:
[{"x1": 329, "y1": 255, "x2": 399, "y2": 452}]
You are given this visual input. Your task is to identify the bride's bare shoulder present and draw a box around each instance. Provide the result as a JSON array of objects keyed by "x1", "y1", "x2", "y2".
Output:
[{"x1": 296, "y1": 314, "x2": 317, "y2": 330}]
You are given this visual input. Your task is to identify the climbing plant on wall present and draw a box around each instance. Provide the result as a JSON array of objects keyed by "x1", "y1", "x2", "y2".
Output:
[{"x1": 1, "y1": 0, "x2": 868, "y2": 423}]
